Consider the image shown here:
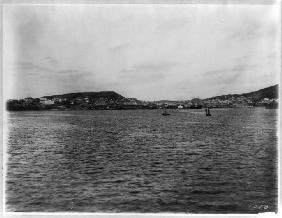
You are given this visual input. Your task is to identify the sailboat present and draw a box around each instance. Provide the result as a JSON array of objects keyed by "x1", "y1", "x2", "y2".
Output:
[
  {"x1": 162, "y1": 106, "x2": 170, "y2": 116},
  {"x1": 205, "y1": 108, "x2": 211, "y2": 116}
]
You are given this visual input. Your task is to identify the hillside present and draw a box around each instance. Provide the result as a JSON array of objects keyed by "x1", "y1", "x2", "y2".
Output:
[
  {"x1": 204, "y1": 84, "x2": 278, "y2": 101},
  {"x1": 43, "y1": 91, "x2": 124, "y2": 101},
  {"x1": 242, "y1": 85, "x2": 278, "y2": 100}
]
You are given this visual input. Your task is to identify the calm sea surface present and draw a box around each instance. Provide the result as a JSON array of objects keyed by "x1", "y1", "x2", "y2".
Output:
[{"x1": 6, "y1": 108, "x2": 278, "y2": 213}]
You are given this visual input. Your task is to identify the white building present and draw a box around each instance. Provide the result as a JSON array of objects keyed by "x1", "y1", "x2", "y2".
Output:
[
  {"x1": 178, "y1": 105, "x2": 184, "y2": 109},
  {"x1": 39, "y1": 98, "x2": 54, "y2": 105}
]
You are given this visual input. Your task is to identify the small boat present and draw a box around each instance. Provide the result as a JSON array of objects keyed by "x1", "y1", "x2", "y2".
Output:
[{"x1": 162, "y1": 107, "x2": 170, "y2": 116}]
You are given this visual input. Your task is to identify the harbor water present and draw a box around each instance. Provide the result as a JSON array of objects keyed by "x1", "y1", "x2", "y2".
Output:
[{"x1": 5, "y1": 108, "x2": 278, "y2": 213}]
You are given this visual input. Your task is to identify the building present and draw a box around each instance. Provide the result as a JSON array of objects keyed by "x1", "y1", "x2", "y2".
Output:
[
  {"x1": 52, "y1": 97, "x2": 63, "y2": 103},
  {"x1": 24, "y1": 97, "x2": 34, "y2": 104},
  {"x1": 39, "y1": 98, "x2": 54, "y2": 105},
  {"x1": 178, "y1": 105, "x2": 184, "y2": 109},
  {"x1": 84, "y1": 97, "x2": 89, "y2": 103},
  {"x1": 74, "y1": 97, "x2": 85, "y2": 104},
  {"x1": 94, "y1": 99, "x2": 107, "y2": 109}
]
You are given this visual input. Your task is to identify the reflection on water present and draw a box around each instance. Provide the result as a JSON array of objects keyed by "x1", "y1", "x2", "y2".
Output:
[{"x1": 6, "y1": 108, "x2": 277, "y2": 213}]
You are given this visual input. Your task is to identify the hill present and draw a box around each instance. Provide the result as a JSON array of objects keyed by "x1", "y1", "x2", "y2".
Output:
[
  {"x1": 43, "y1": 91, "x2": 124, "y2": 101},
  {"x1": 242, "y1": 84, "x2": 278, "y2": 100},
  {"x1": 204, "y1": 84, "x2": 278, "y2": 102}
]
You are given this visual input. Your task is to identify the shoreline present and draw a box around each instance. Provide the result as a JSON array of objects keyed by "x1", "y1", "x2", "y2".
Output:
[{"x1": 6, "y1": 106, "x2": 277, "y2": 112}]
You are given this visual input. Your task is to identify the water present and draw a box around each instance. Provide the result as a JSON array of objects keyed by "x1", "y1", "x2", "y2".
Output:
[{"x1": 5, "y1": 108, "x2": 278, "y2": 213}]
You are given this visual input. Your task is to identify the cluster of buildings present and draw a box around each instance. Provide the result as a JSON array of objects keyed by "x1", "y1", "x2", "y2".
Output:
[
  {"x1": 7, "y1": 97, "x2": 56, "y2": 111},
  {"x1": 153, "y1": 98, "x2": 203, "y2": 109},
  {"x1": 7, "y1": 94, "x2": 278, "y2": 111},
  {"x1": 154, "y1": 95, "x2": 279, "y2": 109},
  {"x1": 256, "y1": 97, "x2": 278, "y2": 106},
  {"x1": 202, "y1": 96, "x2": 252, "y2": 108},
  {"x1": 202, "y1": 96, "x2": 278, "y2": 108},
  {"x1": 7, "y1": 96, "x2": 158, "y2": 111}
]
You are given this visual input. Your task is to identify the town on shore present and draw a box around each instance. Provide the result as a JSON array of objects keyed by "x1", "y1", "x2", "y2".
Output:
[{"x1": 6, "y1": 85, "x2": 278, "y2": 111}]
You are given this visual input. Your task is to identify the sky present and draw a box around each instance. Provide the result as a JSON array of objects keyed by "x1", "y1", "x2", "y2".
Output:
[{"x1": 3, "y1": 4, "x2": 281, "y2": 100}]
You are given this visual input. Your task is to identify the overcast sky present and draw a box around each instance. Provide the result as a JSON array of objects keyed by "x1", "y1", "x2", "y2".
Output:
[{"x1": 3, "y1": 4, "x2": 280, "y2": 100}]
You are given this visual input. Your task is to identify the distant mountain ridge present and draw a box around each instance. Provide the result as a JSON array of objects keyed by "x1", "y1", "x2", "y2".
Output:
[
  {"x1": 43, "y1": 91, "x2": 124, "y2": 101},
  {"x1": 42, "y1": 85, "x2": 278, "y2": 102},
  {"x1": 204, "y1": 84, "x2": 278, "y2": 102}
]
